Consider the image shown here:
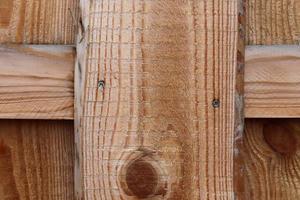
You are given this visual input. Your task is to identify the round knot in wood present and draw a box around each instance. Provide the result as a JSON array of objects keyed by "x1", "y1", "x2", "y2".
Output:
[
  {"x1": 125, "y1": 159, "x2": 158, "y2": 198},
  {"x1": 118, "y1": 149, "x2": 168, "y2": 199},
  {"x1": 263, "y1": 121, "x2": 298, "y2": 156}
]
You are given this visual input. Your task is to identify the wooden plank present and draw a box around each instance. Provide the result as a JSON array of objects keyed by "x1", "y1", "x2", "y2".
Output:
[
  {"x1": 246, "y1": 0, "x2": 300, "y2": 45},
  {"x1": 0, "y1": 119, "x2": 74, "y2": 199},
  {"x1": 1, "y1": 45, "x2": 298, "y2": 119},
  {"x1": 75, "y1": 0, "x2": 243, "y2": 199},
  {"x1": 237, "y1": 119, "x2": 300, "y2": 200},
  {"x1": 0, "y1": 45, "x2": 74, "y2": 119},
  {"x1": 245, "y1": 45, "x2": 300, "y2": 118},
  {"x1": 0, "y1": 0, "x2": 79, "y2": 44}
]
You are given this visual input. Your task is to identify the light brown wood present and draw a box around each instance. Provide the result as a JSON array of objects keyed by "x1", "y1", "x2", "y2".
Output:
[
  {"x1": 246, "y1": 0, "x2": 300, "y2": 45},
  {"x1": 0, "y1": 45, "x2": 74, "y2": 119},
  {"x1": 75, "y1": 0, "x2": 243, "y2": 199},
  {"x1": 0, "y1": 0, "x2": 78, "y2": 44},
  {"x1": 245, "y1": 45, "x2": 300, "y2": 118},
  {"x1": 0, "y1": 119, "x2": 74, "y2": 200},
  {"x1": 236, "y1": 119, "x2": 300, "y2": 200},
  {"x1": 1, "y1": 45, "x2": 298, "y2": 119}
]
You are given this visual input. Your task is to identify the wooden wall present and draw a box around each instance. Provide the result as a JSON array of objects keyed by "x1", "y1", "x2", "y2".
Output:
[
  {"x1": 0, "y1": 0, "x2": 299, "y2": 199},
  {"x1": 237, "y1": 1, "x2": 300, "y2": 199}
]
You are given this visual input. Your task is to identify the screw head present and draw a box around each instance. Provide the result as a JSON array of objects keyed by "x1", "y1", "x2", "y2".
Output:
[
  {"x1": 212, "y1": 99, "x2": 220, "y2": 108},
  {"x1": 98, "y1": 80, "x2": 105, "y2": 90}
]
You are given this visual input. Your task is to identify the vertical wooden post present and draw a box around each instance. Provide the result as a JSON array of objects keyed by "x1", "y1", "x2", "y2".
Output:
[{"x1": 75, "y1": 0, "x2": 244, "y2": 199}]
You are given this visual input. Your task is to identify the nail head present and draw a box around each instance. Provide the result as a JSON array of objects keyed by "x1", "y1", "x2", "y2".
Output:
[{"x1": 212, "y1": 99, "x2": 220, "y2": 108}]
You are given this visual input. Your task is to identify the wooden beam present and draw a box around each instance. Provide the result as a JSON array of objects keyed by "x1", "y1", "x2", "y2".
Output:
[
  {"x1": 0, "y1": 45, "x2": 74, "y2": 119},
  {"x1": 75, "y1": 0, "x2": 243, "y2": 199},
  {"x1": 245, "y1": 45, "x2": 300, "y2": 118},
  {"x1": 0, "y1": 45, "x2": 298, "y2": 120},
  {"x1": 246, "y1": 0, "x2": 300, "y2": 45},
  {"x1": 0, "y1": 119, "x2": 74, "y2": 199},
  {"x1": 0, "y1": 0, "x2": 79, "y2": 44}
]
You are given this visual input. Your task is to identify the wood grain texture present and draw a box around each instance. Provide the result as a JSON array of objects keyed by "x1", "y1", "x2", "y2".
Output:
[
  {"x1": 0, "y1": 120, "x2": 74, "y2": 200},
  {"x1": 245, "y1": 45, "x2": 300, "y2": 118},
  {"x1": 237, "y1": 119, "x2": 300, "y2": 200},
  {"x1": 246, "y1": 0, "x2": 300, "y2": 45},
  {"x1": 75, "y1": 0, "x2": 243, "y2": 199},
  {"x1": 0, "y1": 0, "x2": 79, "y2": 44},
  {"x1": 0, "y1": 45, "x2": 75, "y2": 119},
  {"x1": 3, "y1": 44, "x2": 298, "y2": 120}
]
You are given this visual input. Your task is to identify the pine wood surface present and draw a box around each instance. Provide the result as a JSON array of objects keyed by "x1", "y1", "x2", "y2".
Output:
[
  {"x1": 75, "y1": 0, "x2": 244, "y2": 199},
  {"x1": 237, "y1": 119, "x2": 300, "y2": 200},
  {"x1": 246, "y1": 0, "x2": 300, "y2": 45},
  {"x1": 0, "y1": 120, "x2": 74, "y2": 200},
  {"x1": 245, "y1": 45, "x2": 300, "y2": 118},
  {"x1": 2, "y1": 44, "x2": 300, "y2": 119},
  {"x1": 0, "y1": 0, "x2": 79, "y2": 44},
  {"x1": 0, "y1": 45, "x2": 75, "y2": 119}
]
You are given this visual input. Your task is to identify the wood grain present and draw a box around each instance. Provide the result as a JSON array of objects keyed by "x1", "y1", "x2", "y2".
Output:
[
  {"x1": 237, "y1": 119, "x2": 300, "y2": 200},
  {"x1": 0, "y1": 45, "x2": 74, "y2": 119},
  {"x1": 0, "y1": 119, "x2": 74, "y2": 200},
  {"x1": 246, "y1": 0, "x2": 300, "y2": 45},
  {"x1": 2, "y1": 45, "x2": 298, "y2": 119},
  {"x1": 0, "y1": 0, "x2": 79, "y2": 44},
  {"x1": 75, "y1": 0, "x2": 243, "y2": 199},
  {"x1": 245, "y1": 45, "x2": 300, "y2": 118}
]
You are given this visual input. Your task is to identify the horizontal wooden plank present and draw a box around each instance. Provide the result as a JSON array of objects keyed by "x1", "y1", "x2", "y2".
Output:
[
  {"x1": 245, "y1": 45, "x2": 300, "y2": 118},
  {"x1": 0, "y1": 0, "x2": 78, "y2": 44},
  {"x1": 0, "y1": 45, "x2": 298, "y2": 119},
  {"x1": 0, "y1": 45, "x2": 74, "y2": 119}
]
